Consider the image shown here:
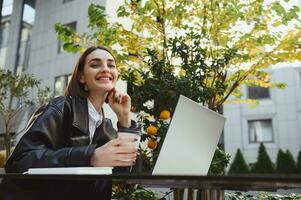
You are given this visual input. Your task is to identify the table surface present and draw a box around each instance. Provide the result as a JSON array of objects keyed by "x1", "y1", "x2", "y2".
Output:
[{"x1": 1, "y1": 172, "x2": 301, "y2": 191}]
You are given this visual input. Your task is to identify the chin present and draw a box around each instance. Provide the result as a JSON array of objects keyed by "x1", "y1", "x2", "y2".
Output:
[{"x1": 102, "y1": 85, "x2": 114, "y2": 92}]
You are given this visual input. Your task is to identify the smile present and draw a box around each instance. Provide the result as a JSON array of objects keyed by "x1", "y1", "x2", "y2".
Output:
[{"x1": 96, "y1": 76, "x2": 113, "y2": 81}]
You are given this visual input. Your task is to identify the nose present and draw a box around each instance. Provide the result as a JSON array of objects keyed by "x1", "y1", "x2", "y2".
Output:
[{"x1": 100, "y1": 62, "x2": 110, "y2": 73}]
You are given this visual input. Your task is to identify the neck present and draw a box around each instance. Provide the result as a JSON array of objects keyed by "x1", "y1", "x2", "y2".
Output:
[{"x1": 88, "y1": 92, "x2": 108, "y2": 112}]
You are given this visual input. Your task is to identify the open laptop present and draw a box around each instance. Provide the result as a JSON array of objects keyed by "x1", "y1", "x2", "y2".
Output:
[{"x1": 152, "y1": 95, "x2": 225, "y2": 176}]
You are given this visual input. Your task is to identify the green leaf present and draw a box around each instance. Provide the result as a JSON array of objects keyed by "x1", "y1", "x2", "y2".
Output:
[
  {"x1": 63, "y1": 42, "x2": 81, "y2": 53},
  {"x1": 117, "y1": 5, "x2": 130, "y2": 17},
  {"x1": 88, "y1": 4, "x2": 106, "y2": 28}
]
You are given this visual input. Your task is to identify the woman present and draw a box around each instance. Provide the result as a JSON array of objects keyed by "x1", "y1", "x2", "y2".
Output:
[{"x1": 4, "y1": 46, "x2": 140, "y2": 199}]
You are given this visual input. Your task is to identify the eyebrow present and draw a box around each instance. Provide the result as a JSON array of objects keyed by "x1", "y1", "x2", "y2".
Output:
[{"x1": 88, "y1": 58, "x2": 115, "y2": 63}]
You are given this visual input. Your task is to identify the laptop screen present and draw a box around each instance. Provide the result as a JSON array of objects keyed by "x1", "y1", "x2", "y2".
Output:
[{"x1": 152, "y1": 95, "x2": 225, "y2": 175}]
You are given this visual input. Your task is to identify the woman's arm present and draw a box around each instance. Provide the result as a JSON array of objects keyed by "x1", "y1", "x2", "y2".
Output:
[{"x1": 5, "y1": 103, "x2": 96, "y2": 173}]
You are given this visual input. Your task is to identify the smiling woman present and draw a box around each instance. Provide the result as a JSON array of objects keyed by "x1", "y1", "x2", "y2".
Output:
[
  {"x1": 3, "y1": 46, "x2": 141, "y2": 200},
  {"x1": 80, "y1": 49, "x2": 118, "y2": 96}
]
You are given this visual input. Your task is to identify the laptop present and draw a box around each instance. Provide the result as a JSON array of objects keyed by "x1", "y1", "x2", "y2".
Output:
[{"x1": 152, "y1": 95, "x2": 225, "y2": 176}]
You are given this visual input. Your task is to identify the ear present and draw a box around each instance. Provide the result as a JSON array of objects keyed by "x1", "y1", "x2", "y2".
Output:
[{"x1": 79, "y1": 73, "x2": 85, "y2": 83}]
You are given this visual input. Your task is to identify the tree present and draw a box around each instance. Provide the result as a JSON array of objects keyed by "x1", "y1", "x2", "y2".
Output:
[
  {"x1": 228, "y1": 149, "x2": 249, "y2": 174},
  {"x1": 251, "y1": 143, "x2": 274, "y2": 174},
  {"x1": 0, "y1": 69, "x2": 40, "y2": 160},
  {"x1": 276, "y1": 149, "x2": 287, "y2": 173},
  {"x1": 55, "y1": 0, "x2": 300, "y2": 108},
  {"x1": 55, "y1": 0, "x2": 301, "y2": 172},
  {"x1": 284, "y1": 150, "x2": 297, "y2": 173},
  {"x1": 276, "y1": 149, "x2": 297, "y2": 174},
  {"x1": 297, "y1": 151, "x2": 301, "y2": 173}
]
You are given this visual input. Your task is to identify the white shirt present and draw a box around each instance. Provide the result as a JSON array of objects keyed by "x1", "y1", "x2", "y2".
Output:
[{"x1": 87, "y1": 99, "x2": 103, "y2": 144}]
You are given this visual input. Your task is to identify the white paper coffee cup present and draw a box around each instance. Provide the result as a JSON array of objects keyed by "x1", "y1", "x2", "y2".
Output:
[{"x1": 118, "y1": 132, "x2": 141, "y2": 148}]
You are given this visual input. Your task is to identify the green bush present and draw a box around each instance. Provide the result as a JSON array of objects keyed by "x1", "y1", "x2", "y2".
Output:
[
  {"x1": 276, "y1": 149, "x2": 286, "y2": 173},
  {"x1": 296, "y1": 151, "x2": 301, "y2": 173},
  {"x1": 285, "y1": 150, "x2": 297, "y2": 173},
  {"x1": 228, "y1": 149, "x2": 249, "y2": 174},
  {"x1": 276, "y1": 149, "x2": 297, "y2": 174},
  {"x1": 208, "y1": 147, "x2": 231, "y2": 175},
  {"x1": 251, "y1": 143, "x2": 274, "y2": 174}
]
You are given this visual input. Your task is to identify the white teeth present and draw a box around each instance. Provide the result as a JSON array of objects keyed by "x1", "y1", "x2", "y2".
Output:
[{"x1": 97, "y1": 77, "x2": 110, "y2": 80}]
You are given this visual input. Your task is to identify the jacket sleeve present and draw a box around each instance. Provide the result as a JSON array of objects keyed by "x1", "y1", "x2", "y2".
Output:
[
  {"x1": 117, "y1": 120, "x2": 141, "y2": 134},
  {"x1": 5, "y1": 104, "x2": 96, "y2": 173}
]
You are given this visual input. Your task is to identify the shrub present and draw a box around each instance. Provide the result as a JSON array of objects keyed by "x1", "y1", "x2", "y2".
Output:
[
  {"x1": 285, "y1": 150, "x2": 297, "y2": 173},
  {"x1": 251, "y1": 143, "x2": 274, "y2": 174},
  {"x1": 228, "y1": 149, "x2": 249, "y2": 174},
  {"x1": 276, "y1": 149, "x2": 297, "y2": 174},
  {"x1": 296, "y1": 151, "x2": 301, "y2": 173},
  {"x1": 276, "y1": 149, "x2": 286, "y2": 173}
]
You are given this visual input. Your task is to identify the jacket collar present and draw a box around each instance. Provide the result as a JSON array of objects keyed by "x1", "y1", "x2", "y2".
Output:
[{"x1": 71, "y1": 96, "x2": 89, "y2": 135}]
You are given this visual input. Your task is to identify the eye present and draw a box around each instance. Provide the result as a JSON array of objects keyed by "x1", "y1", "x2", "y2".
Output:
[
  {"x1": 90, "y1": 63, "x2": 100, "y2": 68},
  {"x1": 108, "y1": 64, "x2": 116, "y2": 68}
]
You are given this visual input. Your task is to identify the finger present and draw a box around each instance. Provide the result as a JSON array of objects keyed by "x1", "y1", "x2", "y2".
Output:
[
  {"x1": 118, "y1": 94, "x2": 122, "y2": 104},
  {"x1": 108, "y1": 89, "x2": 115, "y2": 103},
  {"x1": 113, "y1": 160, "x2": 135, "y2": 167},
  {"x1": 110, "y1": 137, "x2": 138, "y2": 148},
  {"x1": 119, "y1": 94, "x2": 131, "y2": 104},
  {"x1": 116, "y1": 146, "x2": 137, "y2": 154},
  {"x1": 109, "y1": 138, "x2": 122, "y2": 146},
  {"x1": 112, "y1": 90, "x2": 120, "y2": 103},
  {"x1": 116, "y1": 153, "x2": 137, "y2": 162},
  {"x1": 119, "y1": 136, "x2": 138, "y2": 143}
]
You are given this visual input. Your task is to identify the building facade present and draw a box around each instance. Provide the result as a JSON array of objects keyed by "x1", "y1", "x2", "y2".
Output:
[{"x1": 224, "y1": 65, "x2": 301, "y2": 164}]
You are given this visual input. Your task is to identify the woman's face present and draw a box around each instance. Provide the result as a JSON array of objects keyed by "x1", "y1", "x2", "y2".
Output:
[{"x1": 80, "y1": 49, "x2": 118, "y2": 96}]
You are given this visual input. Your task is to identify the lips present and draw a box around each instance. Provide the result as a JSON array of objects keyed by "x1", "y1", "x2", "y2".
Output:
[{"x1": 96, "y1": 76, "x2": 113, "y2": 81}]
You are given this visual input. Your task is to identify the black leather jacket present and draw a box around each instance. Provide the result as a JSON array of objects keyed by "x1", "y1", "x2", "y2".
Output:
[{"x1": 3, "y1": 95, "x2": 140, "y2": 200}]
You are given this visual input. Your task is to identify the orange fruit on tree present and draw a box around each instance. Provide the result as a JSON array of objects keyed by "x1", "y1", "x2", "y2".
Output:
[
  {"x1": 147, "y1": 139, "x2": 157, "y2": 149},
  {"x1": 159, "y1": 110, "x2": 170, "y2": 120},
  {"x1": 146, "y1": 125, "x2": 157, "y2": 136}
]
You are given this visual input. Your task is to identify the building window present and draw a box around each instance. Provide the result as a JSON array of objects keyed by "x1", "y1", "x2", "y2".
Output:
[
  {"x1": 248, "y1": 86, "x2": 270, "y2": 99},
  {"x1": 248, "y1": 119, "x2": 273, "y2": 143},
  {"x1": 58, "y1": 21, "x2": 76, "y2": 53},
  {"x1": 63, "y1": 0, "x2": 75, "y2": 3},
  {"x1": 0, "y1": 0, "x2": 14, "y2": 68},
  {"x1": 15, "y1": 0, "x2": 36, "y2": 73},
  {"x1": 54, "y1": 74, "x2": 71, "y2": 96},
  {"x1": 1, "y1": 0, "x2": 13, "y2": 17}
]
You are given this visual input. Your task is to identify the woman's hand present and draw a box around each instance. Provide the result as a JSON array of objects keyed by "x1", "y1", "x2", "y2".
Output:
[
  {"x1": 90, "y1": 137, "x2": 138, "y2": 167},
  {"x1": 107, "y1": 88, "x2": 131, "y2": 128}
]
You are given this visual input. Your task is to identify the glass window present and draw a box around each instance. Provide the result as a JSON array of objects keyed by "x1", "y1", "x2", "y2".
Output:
[
  {"x1": 0, "y1": 0, "x2": 14, "y2": 68},
  {"x1": 54, "y1": 74, "x2": 71, "y2": 96},
  {"x1": 58, "y1": 21, "x2": 76, "y2": 53},
  {"x1": 63, "y1": 0, "x2": 75, "y2": 3},
  {"x1": 248, "y1": 86, "x2": 270, "y2": 99},
  {"x1": 2, "y1": 0, "x2": 13, "y2": 17},
  {"x1": 15, "y1": 0, "x2": 36, "y2": 73},
  {"x1": 248, "y1": 119, "x2": 273, "y2": 143}
]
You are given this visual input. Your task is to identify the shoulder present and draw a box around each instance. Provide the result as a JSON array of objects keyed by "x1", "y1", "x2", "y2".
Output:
[
  {"x1": 24, "y1": 96, "x2": 68, "y2": 132},
  {"x1": 46, "y1": 96, "x2": 67, "y2": 115}
]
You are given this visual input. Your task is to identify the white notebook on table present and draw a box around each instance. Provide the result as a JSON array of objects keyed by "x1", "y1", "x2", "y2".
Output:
[{"x1": 26, "y1": 167, "x2": 113, "y2": 175}]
